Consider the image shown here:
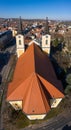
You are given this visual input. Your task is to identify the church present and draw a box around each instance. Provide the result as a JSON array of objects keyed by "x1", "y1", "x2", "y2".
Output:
[{"x1": 7, "y1": 17, "x2": 64, "y2": 120}]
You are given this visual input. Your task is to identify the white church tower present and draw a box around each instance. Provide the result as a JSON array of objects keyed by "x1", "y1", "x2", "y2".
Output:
[
  {"x1": 16, "y1": 17, "x2": 25, "y2": 58},
  {"x1": 42, "y1": 17, "x2": 51, "y2": 55}
]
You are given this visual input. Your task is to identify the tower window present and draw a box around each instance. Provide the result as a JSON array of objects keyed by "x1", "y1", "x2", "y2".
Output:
[
  {"x1": 46, "y1": 36, "x2": 48, "y2": 38},
  {"x1": 19, "y1": 40, "x2": 21, "y2": 45},
  {"x1": 18, "y1": 36, "x2": 21, "y2": 38},
  {"x1": 46, "y1": 40, "x2": 48, "y2": 45}
]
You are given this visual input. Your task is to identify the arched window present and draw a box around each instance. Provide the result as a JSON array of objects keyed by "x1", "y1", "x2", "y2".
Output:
[
  {"x1": 19, "y1": 40, "x2": 21, "y2": 45},
  {"x1": 18, "y1": 36, "x2": 21, "y2": 38},
  {"x1": 46, "y1": 35, "x2": 48, "y2": 38},
  {"x1": 46, "y1": 39, "x2": 48, "y2": 45}
]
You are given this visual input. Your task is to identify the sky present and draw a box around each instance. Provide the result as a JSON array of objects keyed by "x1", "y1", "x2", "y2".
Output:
[{"x1": 0, "y1": 0, "x2": 71, "y2": 20}]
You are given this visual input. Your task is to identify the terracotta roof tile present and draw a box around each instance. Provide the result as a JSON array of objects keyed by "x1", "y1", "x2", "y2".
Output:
[
  {"x1": 7, "y1": 43, "x2": 64, "y2": 114},
  {"x1": 22, "y1": 73, "x2": 50, "y2": 114}
]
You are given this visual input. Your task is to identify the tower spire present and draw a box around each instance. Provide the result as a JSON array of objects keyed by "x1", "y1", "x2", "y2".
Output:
[
  {"x1": 45, "y1": 17, "x2": 49, "y2": 34},
  {"x1": 18, "y1": 16, "x2": 23, "y2": 34}
]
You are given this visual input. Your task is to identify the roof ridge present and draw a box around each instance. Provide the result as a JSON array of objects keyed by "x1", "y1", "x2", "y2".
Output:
[
  {"x1": 23, "y1": 72, "x2": 50, "y2": 114},
  {"x1": 37, "y1": 74, "x2": 64, "y2": 98},
  {"x1": 36, "y1": 74, "x2": 50, "y2": 112},
  {"x1": 22, "y1": 72, "x2": 37, "y2": 112},
  {"x1": 31, "y1": 43, "x2": 36, "y2": 72},
  {"x1": 7, "y1": 72, "x2": 36, "y2": 101}
]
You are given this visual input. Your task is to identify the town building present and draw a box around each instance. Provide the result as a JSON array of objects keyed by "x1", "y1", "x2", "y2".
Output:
[{"x1": 0, "y1": 30, "x2": 12, "y2": 50}]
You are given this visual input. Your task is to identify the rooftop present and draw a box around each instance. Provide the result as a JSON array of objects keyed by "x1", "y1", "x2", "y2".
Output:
[{"x1": 7, "y1": 43, "x2": 64, "y2": 114}]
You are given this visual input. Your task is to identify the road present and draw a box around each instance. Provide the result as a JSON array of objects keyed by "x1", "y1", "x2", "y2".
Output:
[
  {"x1": 21, "y1": 112, "x2": 71, "y2": 130},
  {"x1": 1, "y1": 46, "x2": 16, "y2": 82},
  {"x1": 0, "y1": 40, "x2": 16, "y2": 130}
]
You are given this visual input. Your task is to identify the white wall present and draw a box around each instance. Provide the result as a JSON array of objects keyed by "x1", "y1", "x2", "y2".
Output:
[
  {"x1": 50, "y1": 98, "x2": 62, "y2": 108},
  {"x1": 28, "y1": 40, "x2": 40, "y2": 46},
  {"x1": 16, "y1": 34, "x2": 25, "y2": 57},
  {"x1": 9, "y1": 101, "x2": 22, "y2": 110},
  {"x1": 42, "y1": 34, "x2": 51, "y2": 54},
  {"x1": 27, "y1": 114, "x2": 46, "y2": 120},
  {"x1": 12, "y1": 30, "x2": 17, "y2": 37}
]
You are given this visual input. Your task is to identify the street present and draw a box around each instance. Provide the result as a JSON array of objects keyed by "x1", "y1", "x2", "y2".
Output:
[
  {"x1": 21, "y1": 112, "x2": 71, "y2": 130},
  {"x1": 0, "y1": 39, "x2": 16, "y2": 130}
]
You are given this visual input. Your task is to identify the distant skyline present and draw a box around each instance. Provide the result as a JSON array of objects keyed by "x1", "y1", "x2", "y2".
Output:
[{"x1": 0, "y1": 0, "x2": 71, "y2": 20}]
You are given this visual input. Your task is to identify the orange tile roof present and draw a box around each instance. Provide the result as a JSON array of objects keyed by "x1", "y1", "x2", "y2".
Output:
[{"x1": 7, "y1": 43, "x2": 64, "y2": 115}]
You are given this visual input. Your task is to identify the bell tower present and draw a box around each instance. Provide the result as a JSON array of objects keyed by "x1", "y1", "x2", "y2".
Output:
[
  {"x1": 16, "y1": 16, "x2": 25, "y2": 57},
  {"x1": 45, "y1": 17, "x2": 49, "y2": 34},
  {"x1": 18, "y1": 16, "x2": 23, "y2": 34},
  {"x1": 42, "y1": 17, "x2": 51, "y2": 55}
]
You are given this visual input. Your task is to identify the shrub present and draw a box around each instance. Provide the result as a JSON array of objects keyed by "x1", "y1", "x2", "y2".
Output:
[
  {"x1": 66, "y1": 74, "x2": 71, "y2": 85},
  {"x1": 65, "y1": 85, "x2": 71, "y2": 94}
]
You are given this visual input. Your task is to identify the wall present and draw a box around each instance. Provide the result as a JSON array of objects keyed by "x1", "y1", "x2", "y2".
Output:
[
  {"x1": 27, "y1": 114, "x2": 46, "y2": 120},
  {"x1": 42, "y1": 34, "x2": 51, "y2": 54},
  {"x1": 50, "y1": 98, "x2": 62, "y2": 108},
  {"x1": 9, "y1": 101, "x2": 22, "y2": 110},
  {"x1": 16, "y1": 34, "x2": 25, "y2": 57},
  {"x1": 12, "y1": 30, "x2": 17, "y2": 37}
]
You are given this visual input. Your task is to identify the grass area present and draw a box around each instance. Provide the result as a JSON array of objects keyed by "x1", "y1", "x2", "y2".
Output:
[
  {"x1": 15, "y1": 97, "x2": 71, "y2": 129},
  {"x1": 44, "y1": 106, "x2": 63, "y2": 120},
  {"x1": 11, "y1": 110, "x2": 42, "y2": 128},
  {"x1": 15, "y1": 107, "x2": 62, "y2": 129},
  {"x1": 43, "y1": 98, "x2": 67, "y2": 121},
  {"x1": 16, "y1": 113, "x2": 31, "y2": 128},
  {"x1": 9, "y1": 99, "x2": 66, "y2": 129}
]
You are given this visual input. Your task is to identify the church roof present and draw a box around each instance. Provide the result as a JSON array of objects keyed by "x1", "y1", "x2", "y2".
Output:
[{"x1": 7, "y1": 43, "x2": 64, "y2": 114}]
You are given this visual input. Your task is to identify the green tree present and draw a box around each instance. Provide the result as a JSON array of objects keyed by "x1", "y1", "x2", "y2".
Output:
[
  {"x1": 65, "y1": 74, "x2": 71, "y2": 94},
  {"x1": 66, "y1": 74, "x2": 71, "y2": 85},
  {"x1": 53, "y1": 38, "x2": 59, "y2": 47},
  {"x1": 65, "y1": 85, "x2": 71, "y2": 94},
  {"x1": 55, "y1": 25, "x2": 59, "y2": 32}
]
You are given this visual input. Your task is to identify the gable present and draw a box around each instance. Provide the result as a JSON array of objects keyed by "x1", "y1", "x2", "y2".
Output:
[{"x1": 28, "y1": 40, "x2": 40, "y2": 46}]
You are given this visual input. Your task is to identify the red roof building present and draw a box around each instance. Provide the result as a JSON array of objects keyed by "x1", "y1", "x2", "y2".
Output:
[{"x1": 7, "y1": 43, "x2": 64, "y2": 120}]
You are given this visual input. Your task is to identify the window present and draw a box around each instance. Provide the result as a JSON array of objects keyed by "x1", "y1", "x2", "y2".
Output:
[
  {"x1": 19, "y1": 40, "x2": 21, "y2": 45},
  {"x1": 46, "y1": 39, "x2": 48, "y2": 45},
  {"x1": 14, "y1": 103, "x2": 20, "y2": 109},
  {"x1": 46, "y1": 35, "x2": 48, "y2": 38},
  {"x1": 18, "y1": 36, "x2": 21, "y2": 38}
]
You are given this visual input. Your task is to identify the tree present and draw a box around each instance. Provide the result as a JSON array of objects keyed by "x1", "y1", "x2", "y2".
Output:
[
  {"x1": 65, "y1": 85, "x2": 71, "y2": 94},
  {"x1": 66, "y1": 74, "x2": 71, "y2": 85},
  {"x1": 53, "y1": 38, "x2": 59, "y2": 47},
  {"x1": 55, "y1": 25, "x2": 59, "y2": 32},
  {"x1": 65, "y1": 74, "x2": 71, "y2": 94}
]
